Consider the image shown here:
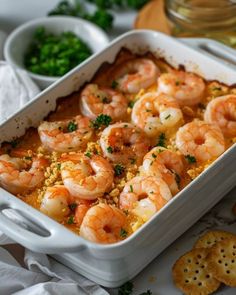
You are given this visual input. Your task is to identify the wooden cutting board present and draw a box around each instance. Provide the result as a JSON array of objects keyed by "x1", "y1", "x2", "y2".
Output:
[{"x1": 134, "y1": 0, "x2": 172, "y2": 35}]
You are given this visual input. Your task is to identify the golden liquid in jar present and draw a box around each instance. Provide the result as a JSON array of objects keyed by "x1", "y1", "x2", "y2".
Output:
[{"x1": 165, "y1": 0, "x2": 236, "y2": 47}]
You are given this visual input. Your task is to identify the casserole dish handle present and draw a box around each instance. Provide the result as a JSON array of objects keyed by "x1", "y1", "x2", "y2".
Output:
[
  {"x1": 0, "y1": 189, "x2": 86, "y2": 253},
  {"x1": 181, "y1": 38, "x2": 236, "y2": 68}
]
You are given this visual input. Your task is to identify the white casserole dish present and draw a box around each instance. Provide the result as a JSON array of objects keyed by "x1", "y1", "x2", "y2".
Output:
[{"x1": 0, "y1": 30, "x2": 236, "y2": 287}]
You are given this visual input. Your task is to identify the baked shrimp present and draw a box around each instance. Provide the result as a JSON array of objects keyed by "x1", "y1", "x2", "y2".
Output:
[
  {"x1": 131, "y1": 93, "x2": 183, "y2": 137},
  {"x1": 38, "y1": 115, "x2": 93, "y2": 153},
  {"x1": 80, "y1": 84, "x2": 128, "y2": 121},
  {"x1": 141, "y1": 147, "x2": 184, "y2": 195},
  {"x1": 120, "y1": 176, "x2": 172, "y2": 221},
  {"x1": 176, "y1": 120, "x2": 225, "y2": 162},
  {"x1": 80, "y1": 203, "x2": 126, "y2": 243},
  {"x1": 60, "y1": 153, "x2": 114, "y2": 200},
  {"x1": 158, "y1": 71, "x2": 205, "y2": 106},
  {"x1": 0, "y1": 153, "x2": 47, "y2": 194},
  {"x1": 100, "y1": 122, "x2": 150, "y2": 165},
  {"x1": 112, "y1": 58, "x2": 160, "y2": 94},
  {"x1": 204, "y1": 94, "x2": 236, "y2": 137},
  {"x1": 40, "y1": 185, "x2": 72, "y2": 221}
]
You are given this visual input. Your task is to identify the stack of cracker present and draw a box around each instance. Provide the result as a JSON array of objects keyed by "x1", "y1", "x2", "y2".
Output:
[{"x1": 172, "y1": 230, "x2": 236, "y2": 294}]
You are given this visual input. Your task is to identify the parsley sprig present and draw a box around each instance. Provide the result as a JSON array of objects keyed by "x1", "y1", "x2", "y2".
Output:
[{"x1": 91, "y1": 114, "x2": 112, "y2": 129}]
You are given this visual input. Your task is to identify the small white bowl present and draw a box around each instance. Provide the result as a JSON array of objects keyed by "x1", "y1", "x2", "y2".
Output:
[{"x1": 4, "y1": 16, "x2": 110, "y2": 89}]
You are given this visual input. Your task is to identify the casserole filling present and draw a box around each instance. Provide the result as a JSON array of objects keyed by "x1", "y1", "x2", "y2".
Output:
[{"x1": 1, "y1": 49, "x2": 236, "y2": 244}]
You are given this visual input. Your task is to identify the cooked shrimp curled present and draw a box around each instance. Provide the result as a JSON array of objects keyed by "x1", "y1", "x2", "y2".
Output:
[
  {"x1": 112, "y1": 58, "x2": 160, "y2": 94},
  {"x1": 0, "y1": 154, "x2": 47, "y2": 194},
  {"x1": 80, "y1": 84, "x2": 128, "y2": 121},
  {"x1": 158, "y1": 71, "x2": 205, "y2": 106},
  {"x1": 60, "y1": 153, "x2": 114, "y2": 200},
  {"x1": 80, "y1": 203, "x2": 126, "y2": 244},
  {"x1": 176, "y1": 120, "x2": 225, "y2": 162},
  {"x1": 204, "y1": 94, "x2": 236, "y2": 137},
  {"x1": 38, "y1": 115, "x2": 93, "y2": 153},
  {"x1": 140, "y1": 147, "x2": 184, "y2": 195},
  {"x1": 100, "y1": 123, "x2": 150, "y2": 165},
  {"x1": 119, "y1": 176, "x2": 172, "y2": 221},
  {"x1": 132, "y1": 93, "x2": 183, "y2": 137},
  {"x1": 40, "y1": 185, "x2": 72, "y2": 221}
]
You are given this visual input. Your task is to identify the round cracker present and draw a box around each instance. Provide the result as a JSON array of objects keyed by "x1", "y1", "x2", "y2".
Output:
[
  {"x1": 194, "y1": 230, "x2": 236, "y2": 249},
  {"x1": 172, "y1": 248, "x2": 220, "y2": 295},
  {"x1": 207, "y1": 236, "x2": 236, "y2": 287}
]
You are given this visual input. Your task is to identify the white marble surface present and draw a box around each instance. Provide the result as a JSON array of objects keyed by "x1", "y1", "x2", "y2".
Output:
[{"x1": 1, "y1": 1, "x2": 236, "y2": 294}]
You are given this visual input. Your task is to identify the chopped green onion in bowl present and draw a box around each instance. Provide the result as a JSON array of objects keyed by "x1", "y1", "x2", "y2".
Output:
[{"x1": 24, "y1": 27, "x2": 92, "y2": 77}]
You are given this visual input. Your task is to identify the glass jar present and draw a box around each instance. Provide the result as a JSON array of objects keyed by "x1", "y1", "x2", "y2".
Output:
[{"x1": 165, "y1": 0, "x2": 236, "y2": 47}]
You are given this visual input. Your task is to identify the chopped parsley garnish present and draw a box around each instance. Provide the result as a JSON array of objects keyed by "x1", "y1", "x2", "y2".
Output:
[
  {"x1": 85, "y1": 152, "x2": 92, "y2": 158},
  {"x1": 165, "y1": 114, "x2": 171, "y2": 120},
  {"x1": 175, "y1": 81, "x2": 180, "y2": 86},
  {"x1": 128, "y1": 101, "x2": 135, "y2": 108},
  {"x1": 130, "y1": 158, "x2": 136, "y2": 164},
  {"x1": 156, "y1": 132, "x2": 166, "y2": 147},
  {"x1": 57, "y1": 163, "x2": 61, "y2": 170},
  {"x1": 107, "y1": 146, "x2": 113, "y2": 153},
  {"x1": 185, "y1": 154, "x2": 197, "y2": 163},
  {"x1": 130, "y1": 185, "x2": 133, "y2": 192},
  {"x1": 91, "y1": 114, "x2": 112, "y2": 129},
  {"x1": 198, "y1": 103, "x2": 205, "y2": 109},
  {"x1": 67, "y1": 215, "x2": 75, "y2": 224},
  {"x1": 114, "y1": 164, "x2": 125, "y2": 176},
  {"x1": 102, "y1": 97, "x2": 109, "y2": 104},
  {"x1": 9, "y1": 139, "x2": 18, "y2": 148},
  {"x1": 175, "y1": 172, "x2": 181, "y2": 186},
  {"x1": 152, "y1": 153, "x2": 157, "y2": 158},
  {"x1": 118, "y1": 281, "x2": 134, "y2": 295},
  {"x1": 67, "y1": 121, "x2": 77, "y2": 132},
  {"x1": 69, "y1": 203, "x2": 77, "y2": 211},
  {"x1": 120, "y1": 228, "x2": 128, "y2": 238},
  {"x1": 24, "y1": 156, "x2": 32, "y2": 161},
  {"x1": 212, "y1": 86, "x2": 222, "y2": 91},
  {"x1": 111, "y1": 80, "x2": 118, "y2": 89}
]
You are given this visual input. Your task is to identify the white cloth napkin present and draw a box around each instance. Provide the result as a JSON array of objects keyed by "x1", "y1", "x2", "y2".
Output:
[
  {"x1": 0, "y1": 247, "x2": 109, "y2": 295},
  {"x1": 0, "y1": 61, "x2": 40, "y2": 123},
  {"x1": 0, "y1": 63, "x2": 109, "y2": 295}
]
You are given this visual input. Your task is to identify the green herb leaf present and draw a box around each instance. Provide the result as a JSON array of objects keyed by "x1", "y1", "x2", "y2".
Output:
[
  {"x1": 174, "y1": 172, "x2": 181, "y2": 186},
  {"x1": 118, "y1": 281, "x2": 134, "y2": 295},
  {"x1": 165, "y1": 114, "x2": 171, "y2": 120},
  {"x1": 128, "y1": 101, "x2": 135, "y2": 108},
  {"x1": 67, "y1": 215, "x2": 74, "y2": 224},
  {"x1": 9, "y1": 140, "x2": 18, "y2": 148},
  {"x1": 107, "y1": 146, "x2": 113, "y2": 153},
  {"x1": 111, "y1": 80, "x2": 118, "y2": 89},
  {"x1": 120, "y1": 228, "x2": 128, "y2": 238},
  {"x1": 130, "y1": 185, "x2": 133, "y2": 192},
  {"x1": 185, "y1": 154, "x2": 197, "y2": 164},
  {"x1": 156, "y1": 133, "x2": 166, "y2": 147},
  {"x1": 91, "y1": 114, "x2": 112, "y2": 129},
  {"x1": 102, "y1": 97, "x2": 109, "y2": 104},
  {"x1": 24, "y1": 27, "x2": 92, "y2": 76},
  {"x1": 130, "y1": 158, "x2": 136, "y2": 164},
  {"x1": 69, "y1": 203, "x2": 77, "y2": 211},
  {"x1": 67, "y1": 121, "x2": 78, "y2": 132},
  {"x1": 85, "y1": 152, "x2": 92, "y2": 158},
  {"x1": 152, "y1": 153, "x2": 157, "y2": 158},
  {"x1": 24, "y1": 156, "x2": 32, "y2": 161},
  {"x1": 114, "y1": 164, "x2": 125, "y2": 176}
]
